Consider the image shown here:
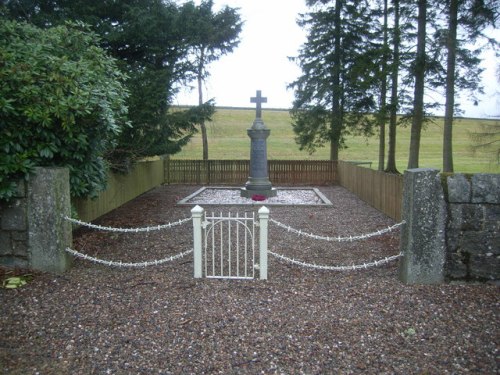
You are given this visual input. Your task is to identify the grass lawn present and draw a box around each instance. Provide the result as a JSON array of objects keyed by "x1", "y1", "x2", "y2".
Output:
[{"x1": 173, "y1": 108, "x2": 499, "y2": 174}]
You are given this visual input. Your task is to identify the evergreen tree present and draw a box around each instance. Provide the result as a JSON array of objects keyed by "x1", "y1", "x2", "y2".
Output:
[
  {"x1": 289, "y1": 0, "x2": 378, "y2": 160},
  {"x1": 385, "y1": 0, "x2": 402, "y2": 174},
  {"x1": 377, "y1": 0, "x2": 390, "y2": 171},
  {"x1": 440, "y1": 0, "x2": 498, "y2": 172},
  {"x1": 181, "y1": 0, "x2": 242, "y2": 160},
  {"x1": 408, "y1": 0, "x2": 427, "y2": 169},
  {"x1": 2, "y1": 0, "x2": 215, "y2": 167}
]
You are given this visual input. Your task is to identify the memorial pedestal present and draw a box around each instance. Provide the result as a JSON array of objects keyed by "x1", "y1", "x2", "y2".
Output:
[{"x1": 241, "y1": 91, "x2": 277, "y2": 199}]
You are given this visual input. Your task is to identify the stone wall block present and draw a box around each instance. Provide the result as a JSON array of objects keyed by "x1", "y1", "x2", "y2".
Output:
[
  {"x1": 0, "y1": 256, "x2": 28, "y2": 268},
  {"x1": 470, "y1": 253, "x2": 500, "y2": 280},
  {"x1": 447, "y1": 174, "x2": 471, "y2": 203},
  {"x1": 446, "y1": 204, "x2": 463, "y2": 254},
  {"x1": 14, "y1": 180, "x2": 26, "y2": 198},
  {"x1": 1, "y1": 200, "x2": 27, "y2": 231},
  {"x1": 11, "y1": 231, "x2": 28, "y2": 241},
  {"x1": 451, "y1": 230, "x2": 500, "y2": 281},
  {"x1": 484, "y1": 231, "x2": 500, "y2": 256},
  {"x1": 460, "y1": 204, "x2": 484, "y2": 231},
  {"x1": 445, "y1": 252, "x2": 468, "y2": 279},
  {"x1": 484, "y1": 205, "x2": 500, "y2": 232},
  {"x1": 472, "y1": 174, "x2": 500, "y2": 203},
  {"x1": 460, "y1": 232, "x2": 489, "y2": 255},
  {"x1": 0, "y1": 232, "x2": 12, "y2": 256},
  {"x1": 12, "y1": 240, "x2": 28, "y2": 256},
  {"x1": 470, "y1": 225, "x2": 500, "y2": 280}
]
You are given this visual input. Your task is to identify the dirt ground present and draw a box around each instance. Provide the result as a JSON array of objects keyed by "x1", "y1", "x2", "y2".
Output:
[{"x1": 1, "y1": 185, "x2": 498, "y2": 374}]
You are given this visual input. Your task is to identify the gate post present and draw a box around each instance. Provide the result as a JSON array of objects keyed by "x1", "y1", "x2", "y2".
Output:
[
  {"x1": 258, "y1": 206, "x2": 269, "y2": 280},
  {"x1": 399, "y1": 168, "x2": 446, "y2": 284},
  {"x1": 191, "y1": 205, "x2": 204, "y2": 278}
]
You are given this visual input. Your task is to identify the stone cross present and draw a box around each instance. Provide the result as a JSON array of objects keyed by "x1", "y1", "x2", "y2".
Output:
[{"x1": 250, "y1": 90, "x2": 267, "y2": 119}]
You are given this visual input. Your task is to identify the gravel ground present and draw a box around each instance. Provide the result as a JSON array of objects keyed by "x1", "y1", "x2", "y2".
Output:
[{"x1": 1, "y1": 185, "x2": 498, "y2": 374}]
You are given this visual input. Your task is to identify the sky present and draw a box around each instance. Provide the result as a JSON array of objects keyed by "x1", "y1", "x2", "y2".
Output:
[{"x1": 174, "y1": 0, "x2": 499, "y2": 119}]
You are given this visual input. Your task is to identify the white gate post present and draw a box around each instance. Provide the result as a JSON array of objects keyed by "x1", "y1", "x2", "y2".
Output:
[
  {"x1": 191, "y1": 205, "x2": 204, "y2": 278},
  {"x1": 258, "y1": 206, "x2": 269, "y2": 280}
]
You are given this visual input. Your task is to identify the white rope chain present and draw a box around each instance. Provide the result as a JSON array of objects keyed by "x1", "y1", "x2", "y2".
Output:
[
  {"x1": 269, "y1": 250, "x2": 402, "y2": 271},
  {"x1": 63, "y1": 215, "x2": 191, "y2": 233},
  {"x1": 270, "y1": 218, "x2": 405, "y2": 242},
  {"x1": 65, "y1": 248, "x2": 193, "y2": 268}
]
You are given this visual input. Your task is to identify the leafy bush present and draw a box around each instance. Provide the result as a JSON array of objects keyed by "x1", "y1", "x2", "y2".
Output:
[{"x1": 0, "y1": 20, "x2": 129, "y2": 200}]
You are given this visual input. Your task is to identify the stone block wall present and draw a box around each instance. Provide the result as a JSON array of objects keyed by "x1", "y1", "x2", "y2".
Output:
[
  {"x1": 400, "y1": 169, "x2": 499, "y2": 284},
  {"x1": 444, "y1": 173, "x2": 500, "y2": 282},
  {"x1": 0, "y1": 180, "x2": 30, "y2": 268},
  {"x1": 0, "y1": 167, "x2": 72, "y2": 273}
]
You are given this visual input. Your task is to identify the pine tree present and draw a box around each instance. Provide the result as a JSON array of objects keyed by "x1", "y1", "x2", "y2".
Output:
[
  {"x1": 385, "y1": 0, "x2": 401, "y2": 174},
  {"x1": 441, "y1": 0, "x2": 498, "y2": 172},
  {"x1": 377, "y1": 0, "x2": 390, "y2": 171},
  {"x1": 408, "y1": 0, "x2": 427, "y2": 169},
  {"x1": 181, "y1": 0, "x2": 242, "y2": 160},
  {"x1": 289, "y1": 0, "x2": 378, "y2": 160}
]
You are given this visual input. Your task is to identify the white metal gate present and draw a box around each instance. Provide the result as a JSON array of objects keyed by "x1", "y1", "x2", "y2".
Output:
[{"x1": 191, "y1": 205, "x2": 269, "y2": 280}]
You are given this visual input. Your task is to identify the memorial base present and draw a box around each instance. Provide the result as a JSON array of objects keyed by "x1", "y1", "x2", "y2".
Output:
[{"x1": 240, "y1": 187, "x2": 277, "y2": 199}]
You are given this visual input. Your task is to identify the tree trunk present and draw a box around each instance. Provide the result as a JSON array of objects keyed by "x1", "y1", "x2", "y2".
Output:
[
  {"x1": 378, "y1": 0, "x2": 389, "y2": 171},
  {"x1": 443, "y1": 0, "x2": 458, "y2": 172},
  {"x1": 386, "y1": 0, "x2": 400, "y2": 174},
  {"x1": 330, "y1": 0, "x2": 343, "y2": 161},
  {"x1": 198, "y1": 48, "x2": 209, "y2": 161},
  {"x1": 408, "y1": 0, "x2": 427, "y2": 169}
]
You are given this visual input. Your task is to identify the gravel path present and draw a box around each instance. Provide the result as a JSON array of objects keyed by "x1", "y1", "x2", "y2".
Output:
[{"x1": 1, "y1": 185, "x2": 498, "y2": 374}]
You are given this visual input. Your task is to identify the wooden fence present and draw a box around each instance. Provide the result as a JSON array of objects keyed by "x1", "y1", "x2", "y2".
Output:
[
  {"x1": 166, "y1": 159, "x2": 401, "y2": 219},
  {"x1": 73, "y1": 158, "x2": 164, "y2": 222},
  {"x1": 73, "y1": 158, "x2": 402, "y2": 223},
  {"x1": 165, "y1": 160, "x2": 248, "y2": 185},
  {"x1": 269, "y1": 160, "x2": 337, "y2": 185},
  {"x1": 337, "y1": 161, "x2": 403, "y2": 221},
  {"x1": 165, "y1": 159, "x2": 337, "y2": 186}
]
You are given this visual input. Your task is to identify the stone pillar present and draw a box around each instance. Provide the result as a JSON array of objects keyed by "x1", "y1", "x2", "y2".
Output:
[
  {"x1": 242, "y1": 119, "x2": 277, "y2": 197},
  {"x1": 28, "y1": 167, "x2": 73, "y2": 273},
  {"x1": 399, "y1": 168, "x2": 446, "y2": 284}
]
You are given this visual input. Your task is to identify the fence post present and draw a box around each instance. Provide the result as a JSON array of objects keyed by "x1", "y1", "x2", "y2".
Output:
[
  {"x1": 399, "y1": 168, "x2": 446, "y2": 284},
  {"x1": 164, "y1": 155, "x2": 170, "y2": 184},
  {"x1": 258, "y1": 206, "x2": 269, "y2": 280},
  {"x1": 191, "y1": 205, "x2": 204, "y2": 278}
]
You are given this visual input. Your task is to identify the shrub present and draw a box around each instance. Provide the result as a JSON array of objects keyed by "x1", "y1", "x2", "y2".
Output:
[{"x1": 0, "y1": 20, "x2": 129, "y2": 200}]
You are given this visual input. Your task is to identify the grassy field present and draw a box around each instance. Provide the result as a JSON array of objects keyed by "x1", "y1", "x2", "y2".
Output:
[{"x1": 173, "y1": 107, "x2": 499, "y2": 174}]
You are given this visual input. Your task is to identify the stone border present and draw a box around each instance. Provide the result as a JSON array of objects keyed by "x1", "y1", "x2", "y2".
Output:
[{"x1": 177, "y1": 187, "x2": 333, "y2": 206}]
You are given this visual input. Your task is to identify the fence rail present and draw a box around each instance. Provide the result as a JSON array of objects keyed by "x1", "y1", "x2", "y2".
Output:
[
  {"x1": 338, "y1": 161, "x2": 403, "y2": 221},
  {"x1": 165, "y1": 159, "x2": 337, "y2": 185}
]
